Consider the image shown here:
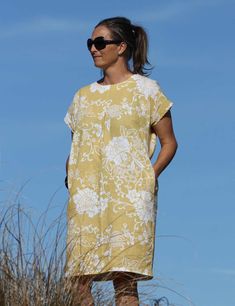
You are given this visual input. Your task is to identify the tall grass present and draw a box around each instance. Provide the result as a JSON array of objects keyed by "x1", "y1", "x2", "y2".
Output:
[
  {"x1": 0, "y1": 198, "x2": 70, "y2": 305},
  {"x1": 0, "y1": 186, "x2": 193, "y2": 305}
]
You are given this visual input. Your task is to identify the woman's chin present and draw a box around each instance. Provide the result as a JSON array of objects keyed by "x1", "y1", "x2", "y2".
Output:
[{"x1": 94, "y1": 62, "x2": 105, "y2": 69}]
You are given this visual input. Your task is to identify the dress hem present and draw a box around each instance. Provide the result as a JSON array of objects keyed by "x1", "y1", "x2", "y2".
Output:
[{"x1": 66, "y1": 269, "x2": 153, "y2": 282}]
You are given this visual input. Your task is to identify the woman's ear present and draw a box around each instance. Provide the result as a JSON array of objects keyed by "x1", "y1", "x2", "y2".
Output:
[{"x1": 118, "y1": 42, "x2": 128, "y2": 55}]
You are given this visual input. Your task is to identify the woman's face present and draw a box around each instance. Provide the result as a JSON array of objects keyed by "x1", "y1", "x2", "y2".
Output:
[{"x1": 89, "y1": 25, "x2": 122, "y2": 70}]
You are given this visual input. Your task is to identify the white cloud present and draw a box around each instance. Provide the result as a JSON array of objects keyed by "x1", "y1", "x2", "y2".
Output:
[
  {"x1": 0, "y1": 17, "x2": 91, "y2": 39},
  {"x1": 132, "y1": 0, "x2": 229, "y2": 23},
  {"x1": 0, "y1": 0, "x2": 231, "y2": 38}
]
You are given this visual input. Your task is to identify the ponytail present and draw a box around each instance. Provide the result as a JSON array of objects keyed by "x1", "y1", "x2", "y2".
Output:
[{"x1": 131, "y1": 25, "x2": 152, "y2": 76}]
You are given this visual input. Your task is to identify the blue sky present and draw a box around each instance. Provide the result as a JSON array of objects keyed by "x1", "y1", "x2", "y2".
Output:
[{"x1": 0, "y1": 0, "x2": 235, "y2": 305}]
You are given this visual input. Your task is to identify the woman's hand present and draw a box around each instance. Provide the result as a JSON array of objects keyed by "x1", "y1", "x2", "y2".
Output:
[
  {"x1": 65, "y1": 132, "x2": 73, "y2": 189},
  {"x1": 65, "y1": 176, "x2": 68, "y2": 189}
]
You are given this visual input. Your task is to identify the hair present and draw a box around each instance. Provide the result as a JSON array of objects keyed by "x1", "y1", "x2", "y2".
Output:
[{"x1": 95, "y1": 16, "x2": 152, "y2": 76}]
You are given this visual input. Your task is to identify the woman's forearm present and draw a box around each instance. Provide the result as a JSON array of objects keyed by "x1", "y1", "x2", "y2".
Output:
[{"x1": 153, "y1": 140, "x2": 178, "y2": 178}]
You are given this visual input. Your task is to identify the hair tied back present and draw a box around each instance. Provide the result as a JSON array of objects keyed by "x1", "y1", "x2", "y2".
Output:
[{"x1": 131, "y1": 25, "x2": 136, "y2": 36}]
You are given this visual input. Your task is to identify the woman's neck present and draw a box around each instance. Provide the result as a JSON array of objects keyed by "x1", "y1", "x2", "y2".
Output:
[{"x1": 100, "y1": 66, "x2": 134, "y2": 85}]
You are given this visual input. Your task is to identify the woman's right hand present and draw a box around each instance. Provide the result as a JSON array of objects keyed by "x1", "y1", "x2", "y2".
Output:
[{"x1": 65, "y1": 176, "x2": 68, "y2": 189}]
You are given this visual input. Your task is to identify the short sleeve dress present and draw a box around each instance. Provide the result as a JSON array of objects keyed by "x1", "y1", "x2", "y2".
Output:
[{"x1": 64, "y1": 74, "x2": 173, "y2": 281}]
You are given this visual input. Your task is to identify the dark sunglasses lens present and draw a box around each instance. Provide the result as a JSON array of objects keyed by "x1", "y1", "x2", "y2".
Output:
[
  {"x1": 87, "y1": 39, "x2": 93, "y2": 50},
  {"x1": 87, "y1": 37, "x2": 106, "y2": 51},
  {"x1": 94, "y1": 38, "x2": 106, "y2": 50}
]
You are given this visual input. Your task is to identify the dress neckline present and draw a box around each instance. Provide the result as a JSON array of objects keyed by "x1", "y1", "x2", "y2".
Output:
[{"x1": 95, "y1": 74, "x2": 137, "y2": 87}]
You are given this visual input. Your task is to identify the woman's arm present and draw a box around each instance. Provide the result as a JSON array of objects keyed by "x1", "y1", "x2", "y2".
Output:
[{"x1": 152, "y1": 110, "x2": 178, "y2": 178}]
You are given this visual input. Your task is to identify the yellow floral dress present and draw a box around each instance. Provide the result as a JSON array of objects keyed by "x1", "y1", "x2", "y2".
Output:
[{"x1": 64, "y1": 74, "x2": 173, "y2": 281}]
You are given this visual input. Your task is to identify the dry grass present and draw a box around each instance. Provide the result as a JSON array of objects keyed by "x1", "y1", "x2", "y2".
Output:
[
  {"x1": 0, "y1": 186, "x2": 192, "y2": 306},
  {"x1": 0, "y1": 200, "x2": 70, "y2": 305}
]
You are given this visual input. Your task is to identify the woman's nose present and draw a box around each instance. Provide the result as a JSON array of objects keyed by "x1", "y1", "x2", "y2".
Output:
[{"x1": 90, "y1": 43, "x2": 97, "y2": 52}]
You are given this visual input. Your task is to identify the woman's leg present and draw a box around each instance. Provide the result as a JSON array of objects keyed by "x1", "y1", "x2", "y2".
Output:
[
  {"x1": 70, "y1": 275, "x2": 94, "y2": 306},
  {"x1": 113, "y1": 273, "x2": 139, "y2": 306}
]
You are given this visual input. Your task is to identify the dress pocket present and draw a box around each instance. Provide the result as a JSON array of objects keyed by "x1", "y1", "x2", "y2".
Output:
[
  {"x1": 150, "y1": 163, "x2": 159, "y2": 193},
  {"x1": 146, "y1": 159, "x2": 157, "y2": 192}
]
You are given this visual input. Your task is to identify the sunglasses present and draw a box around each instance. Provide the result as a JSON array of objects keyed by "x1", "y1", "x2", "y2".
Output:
[{"x1": 87, "y1": 36, "x2": 122, "y2": 51}]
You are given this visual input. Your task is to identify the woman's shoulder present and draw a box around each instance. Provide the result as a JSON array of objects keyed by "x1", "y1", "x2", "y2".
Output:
[
  {"x1": 132, "y1": 74, "x2": 161, "y2": 98},
  {"x1": 133, "y1": 74, "x2": 159, "y2": 87}
]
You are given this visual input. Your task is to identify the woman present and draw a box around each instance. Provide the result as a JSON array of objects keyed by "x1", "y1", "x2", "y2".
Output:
[{"x1": 64, "y1": 16, "x2": 177, "y2": 306}]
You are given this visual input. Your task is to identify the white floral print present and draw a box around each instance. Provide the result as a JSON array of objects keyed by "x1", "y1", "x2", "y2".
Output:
[
  {"x1": 104, "y1": 136, "x2": 130, "y2": 165},
  {"x1": 132, "y1": 74, "x2": 159, "y2": 99},
  {"x1": 90, "y1": 82, "x2": 111, "y2": 93},
  {"x1": 64, "y1": 74, "x2": 173, "y2": 280},
  {"x1": 106, "y1": 104, "x2": 122, "y2": 118},
  {"x1": 73, "y1": 187, "x2": 108, "y2": 217},
  {"x1": 126, "y1": 189, "x2": 154, "y2": 224}
]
